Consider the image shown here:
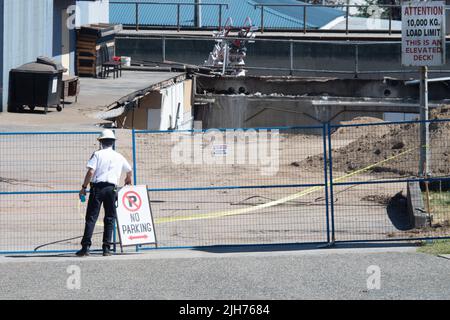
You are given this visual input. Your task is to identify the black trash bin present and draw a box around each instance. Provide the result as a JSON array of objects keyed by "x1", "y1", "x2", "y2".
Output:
[{"x1": 8, "y1": 57, "x2": 66, "y2": 113}]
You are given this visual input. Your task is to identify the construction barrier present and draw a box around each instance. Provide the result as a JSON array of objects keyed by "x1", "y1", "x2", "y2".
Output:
[{"x1": 1, "y1": 120, "x2": 450, "y2": 254}]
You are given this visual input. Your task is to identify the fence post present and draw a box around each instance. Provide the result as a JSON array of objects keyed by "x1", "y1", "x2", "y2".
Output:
[
  {"x1": 289, "y1": 40, "x2": 294, "y2": 76},
  {"x1": 132, "y1": 129, "x2": 138, "y2": 185},
  {"x1": 389, "y1": 7, "x2": 392, "y2": 35},
  {"x1": 132, "y1": 129, "x2": 140, "y2": 252},
  {"x1": 135, "y1": 2, "x2": 139, "y2": 32},
  {"x1": 113, "y1": 130, "x2": 117, "y2": 253},
  {"x1": 327, "y1": 122, "x2": 336, "y2": 244},
  {"x1": 323, "y1": 122, "x2": 331, "y2": 244},
  {"x1": 219, "y1": 5, "x2": 223, "y2": 31},
  {"x1": 303, "y1": 6, "x2": 307, "y2": 34},
  {"x1": 177, "y1": 4, "x2": 181, "y2": 32},
  {"x1": 260, "y1": 6, "x2": 265, "y2": 33},
  {"x1": 162, "y1": 36, "x2": 166, "y2": 62},
  {"x1": 419, "y1": 66, "x2": 430, "y2": 177},
  {"x1": 345, "y1": 2, "x2": 349, "y2": 35},
  {"x1": 354, "y1": 44, "x2": 359, "y2": 78}
]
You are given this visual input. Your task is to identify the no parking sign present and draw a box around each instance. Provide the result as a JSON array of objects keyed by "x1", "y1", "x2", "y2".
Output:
[{"x1": 116, "y1": 185, "x2": 157, "y2": 246}]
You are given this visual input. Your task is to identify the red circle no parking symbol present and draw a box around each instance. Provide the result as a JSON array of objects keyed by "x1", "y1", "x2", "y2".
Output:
[{"x1": 122, "y1": 191, "x2": 142, "y2": 212}]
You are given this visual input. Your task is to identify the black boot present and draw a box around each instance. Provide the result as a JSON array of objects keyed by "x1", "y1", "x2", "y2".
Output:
[
  {"x1": 102, "y1": 244, "x2": 112, "y2": 256},
  {"x1": 76, "y1": 246, "x2": 90, "y2": 257}
]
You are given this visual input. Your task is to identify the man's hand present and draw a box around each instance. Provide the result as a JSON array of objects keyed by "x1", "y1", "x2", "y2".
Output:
[
  {"x1": 124, "y1": 171, "x2": 132, "y2": 185},
  {"x1": 79, "y1": 187, "x2": 87, "y2": 197}
]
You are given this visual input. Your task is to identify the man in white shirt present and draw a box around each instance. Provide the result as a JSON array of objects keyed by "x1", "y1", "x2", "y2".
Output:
[{"x1": 77, "y1": 129, "x2": 133, "y2": 257}]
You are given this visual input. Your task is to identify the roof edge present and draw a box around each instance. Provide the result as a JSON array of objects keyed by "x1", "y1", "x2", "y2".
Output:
[{"x1": 245, "y1": 0, "x2": 318, "y2": 28}]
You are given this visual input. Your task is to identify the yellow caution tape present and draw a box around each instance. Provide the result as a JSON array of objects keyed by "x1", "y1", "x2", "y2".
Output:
[{"x1": 154, "y1": 147, "x2": 417, "y2": 224}]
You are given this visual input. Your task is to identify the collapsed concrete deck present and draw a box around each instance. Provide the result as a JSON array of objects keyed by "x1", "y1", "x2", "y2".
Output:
[
  {"x1": 195, "y1": 76, "x2": 450, "y2": 129},
  {"x1": 0, "y1": 71, "x2": 186, "y2": 131}
]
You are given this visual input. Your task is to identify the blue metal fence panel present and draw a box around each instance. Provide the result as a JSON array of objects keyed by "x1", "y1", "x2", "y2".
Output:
[
  {"x1": 0, "y1": 131, "x2": 100, "y2": 253},
  {"x1": 327, "y1": 119, "x2": 450, "y2": 243},
  {"x1": 133, "y1": 126, "x2": 330, "y2": 248},
  {"x1": 1, "y1": 120, "x2": 450, "y2": 254}
]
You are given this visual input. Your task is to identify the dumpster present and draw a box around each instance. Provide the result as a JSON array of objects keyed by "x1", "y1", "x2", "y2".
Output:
[{"x1": 9, "y1": 57, "x2": 66, "y2": 113}]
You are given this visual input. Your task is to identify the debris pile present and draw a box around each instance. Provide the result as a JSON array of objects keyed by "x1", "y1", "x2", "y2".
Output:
[{"x1": 303, "y1": 107, "x2": 450, "y2": 177}]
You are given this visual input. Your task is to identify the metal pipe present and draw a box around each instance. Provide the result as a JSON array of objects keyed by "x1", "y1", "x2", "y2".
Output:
[
  {"x1": 162, "y1": 36, "x2": 166, "y2": 62},
  {"x1": 132, "y1": 127, "x2": 139, "y2": 257},
  {"x1": 425, "y1": 181, "x2": 432, "y2": 227},
  {"x1": 345, "y1": 0, "x2": 349, "y2": 35},
  {"x1": 389, "y1": 7, "x2": 392, "y2": 35},
  {"x1": 242, "y1": 66, "x2": 449, "y2": 75},
  {"x1": 322, "y1": 123, "x2": 331, "y2": 244},
  {"x1": 290, "y1": 40, "x2": 294, "y2": 75},
  {"x1": 260, "y1": 6, "x2": 265, "y2": 33},
  {"x1": 250, "y1": 3, "x2": 401, "y2": 8},
  {"x1": 419, "y1": 66, "x2": 430, "y2": 177},
  {"x1": 116, "y1": 34, "x2": 410, "y2": 46},
  {"x1": 135, "y1": 2, "x2": 139, "y2": 31},
  {"x1": 303, "y1": 6, "x2": 307, "y2": 34},
  {"x1": 222, "y1": 43, "x2": 228, "y2": 75},
  {"x1": 219, "y1": 5, "x2": 222, "y2": 31},
  {"x1": 406, "y1": 77, "x2": 450, "y2": 85},
  {"x1": 195, "y1": 0, "x2": 202, "y2": 28},
  {"x1": 112, "y1": 1, "x2": 228, "y2": 6},
  {"x1": 327, "y1": 124, "x2": 336, "y2": 243},
  {"x1": 177, "y1": 4, "x2": 181, "y2": 32}
]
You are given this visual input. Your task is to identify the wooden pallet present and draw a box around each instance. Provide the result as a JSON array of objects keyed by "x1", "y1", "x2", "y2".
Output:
[{"x1": 76, "y1": 24, "x2": 121, "y2": 77}]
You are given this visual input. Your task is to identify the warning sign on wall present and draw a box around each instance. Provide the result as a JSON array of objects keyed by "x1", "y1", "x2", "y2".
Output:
[
  {"x1": 116, "y1": 185, "x2": 157, "y2": 247},
  {"x1": 402, "y1": 1, "x2": 446, "y2": 66}
]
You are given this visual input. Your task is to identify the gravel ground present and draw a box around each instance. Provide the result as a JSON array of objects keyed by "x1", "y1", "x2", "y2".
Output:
[{"x1": 0, "y1": 245, "x2": 449, "y2": 300}]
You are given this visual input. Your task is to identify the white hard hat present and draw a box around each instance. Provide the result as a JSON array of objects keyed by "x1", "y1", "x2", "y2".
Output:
[{"x1": 97, "y1": 129, "x2": 117, "y2": 141}]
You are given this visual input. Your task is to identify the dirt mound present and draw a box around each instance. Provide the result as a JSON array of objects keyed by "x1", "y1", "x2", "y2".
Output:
[
  {"x1": 332, "y1": 116, "x2": 389, "y2": 140},
  {"x1": 303, "y1": 106, "x2": 450, "y2": 177}
]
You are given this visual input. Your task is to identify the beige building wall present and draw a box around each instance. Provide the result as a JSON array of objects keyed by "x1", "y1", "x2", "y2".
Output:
[{"x1": 119, "y1": 79, "x2": 193, "y2": 130}]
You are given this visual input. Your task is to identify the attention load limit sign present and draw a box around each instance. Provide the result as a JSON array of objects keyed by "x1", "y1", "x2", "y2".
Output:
[
  {"x1": 116, "y1": 185, "x2": 157, "y2": 247},
  {"x1": 402, "y1": 1, "x2": 446, "y2": 66}
]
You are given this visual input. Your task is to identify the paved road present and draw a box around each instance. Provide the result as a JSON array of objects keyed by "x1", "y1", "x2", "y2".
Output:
[{"x1": 0, "y1": 244, "x2": 449, "y2": 300}]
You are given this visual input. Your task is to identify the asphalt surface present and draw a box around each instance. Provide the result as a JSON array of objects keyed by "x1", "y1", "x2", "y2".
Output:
[{"x1": 0, "y1": 244, "x2": 449, "y2": 300}]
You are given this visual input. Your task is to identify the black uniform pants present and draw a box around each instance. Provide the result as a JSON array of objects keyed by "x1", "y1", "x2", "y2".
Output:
[{"x1": 81, "y1": 182, "x2": 117, "y2": 247}]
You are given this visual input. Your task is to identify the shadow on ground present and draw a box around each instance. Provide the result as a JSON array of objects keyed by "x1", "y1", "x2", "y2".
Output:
[
  {"x1": 191, "y1": 241, "x2": 418, "y2": 254},
  {"x1": 4, "y1": 251, "x2": 137, "y2": 259},
  {"x1": 4, "y1": 242, "x2": 421, "y2": 259}
]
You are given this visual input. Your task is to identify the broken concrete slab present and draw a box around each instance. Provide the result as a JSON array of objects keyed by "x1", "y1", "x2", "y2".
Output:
[{"x1": 407, "y1": 181, "x2": 431, "y2": 228}]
